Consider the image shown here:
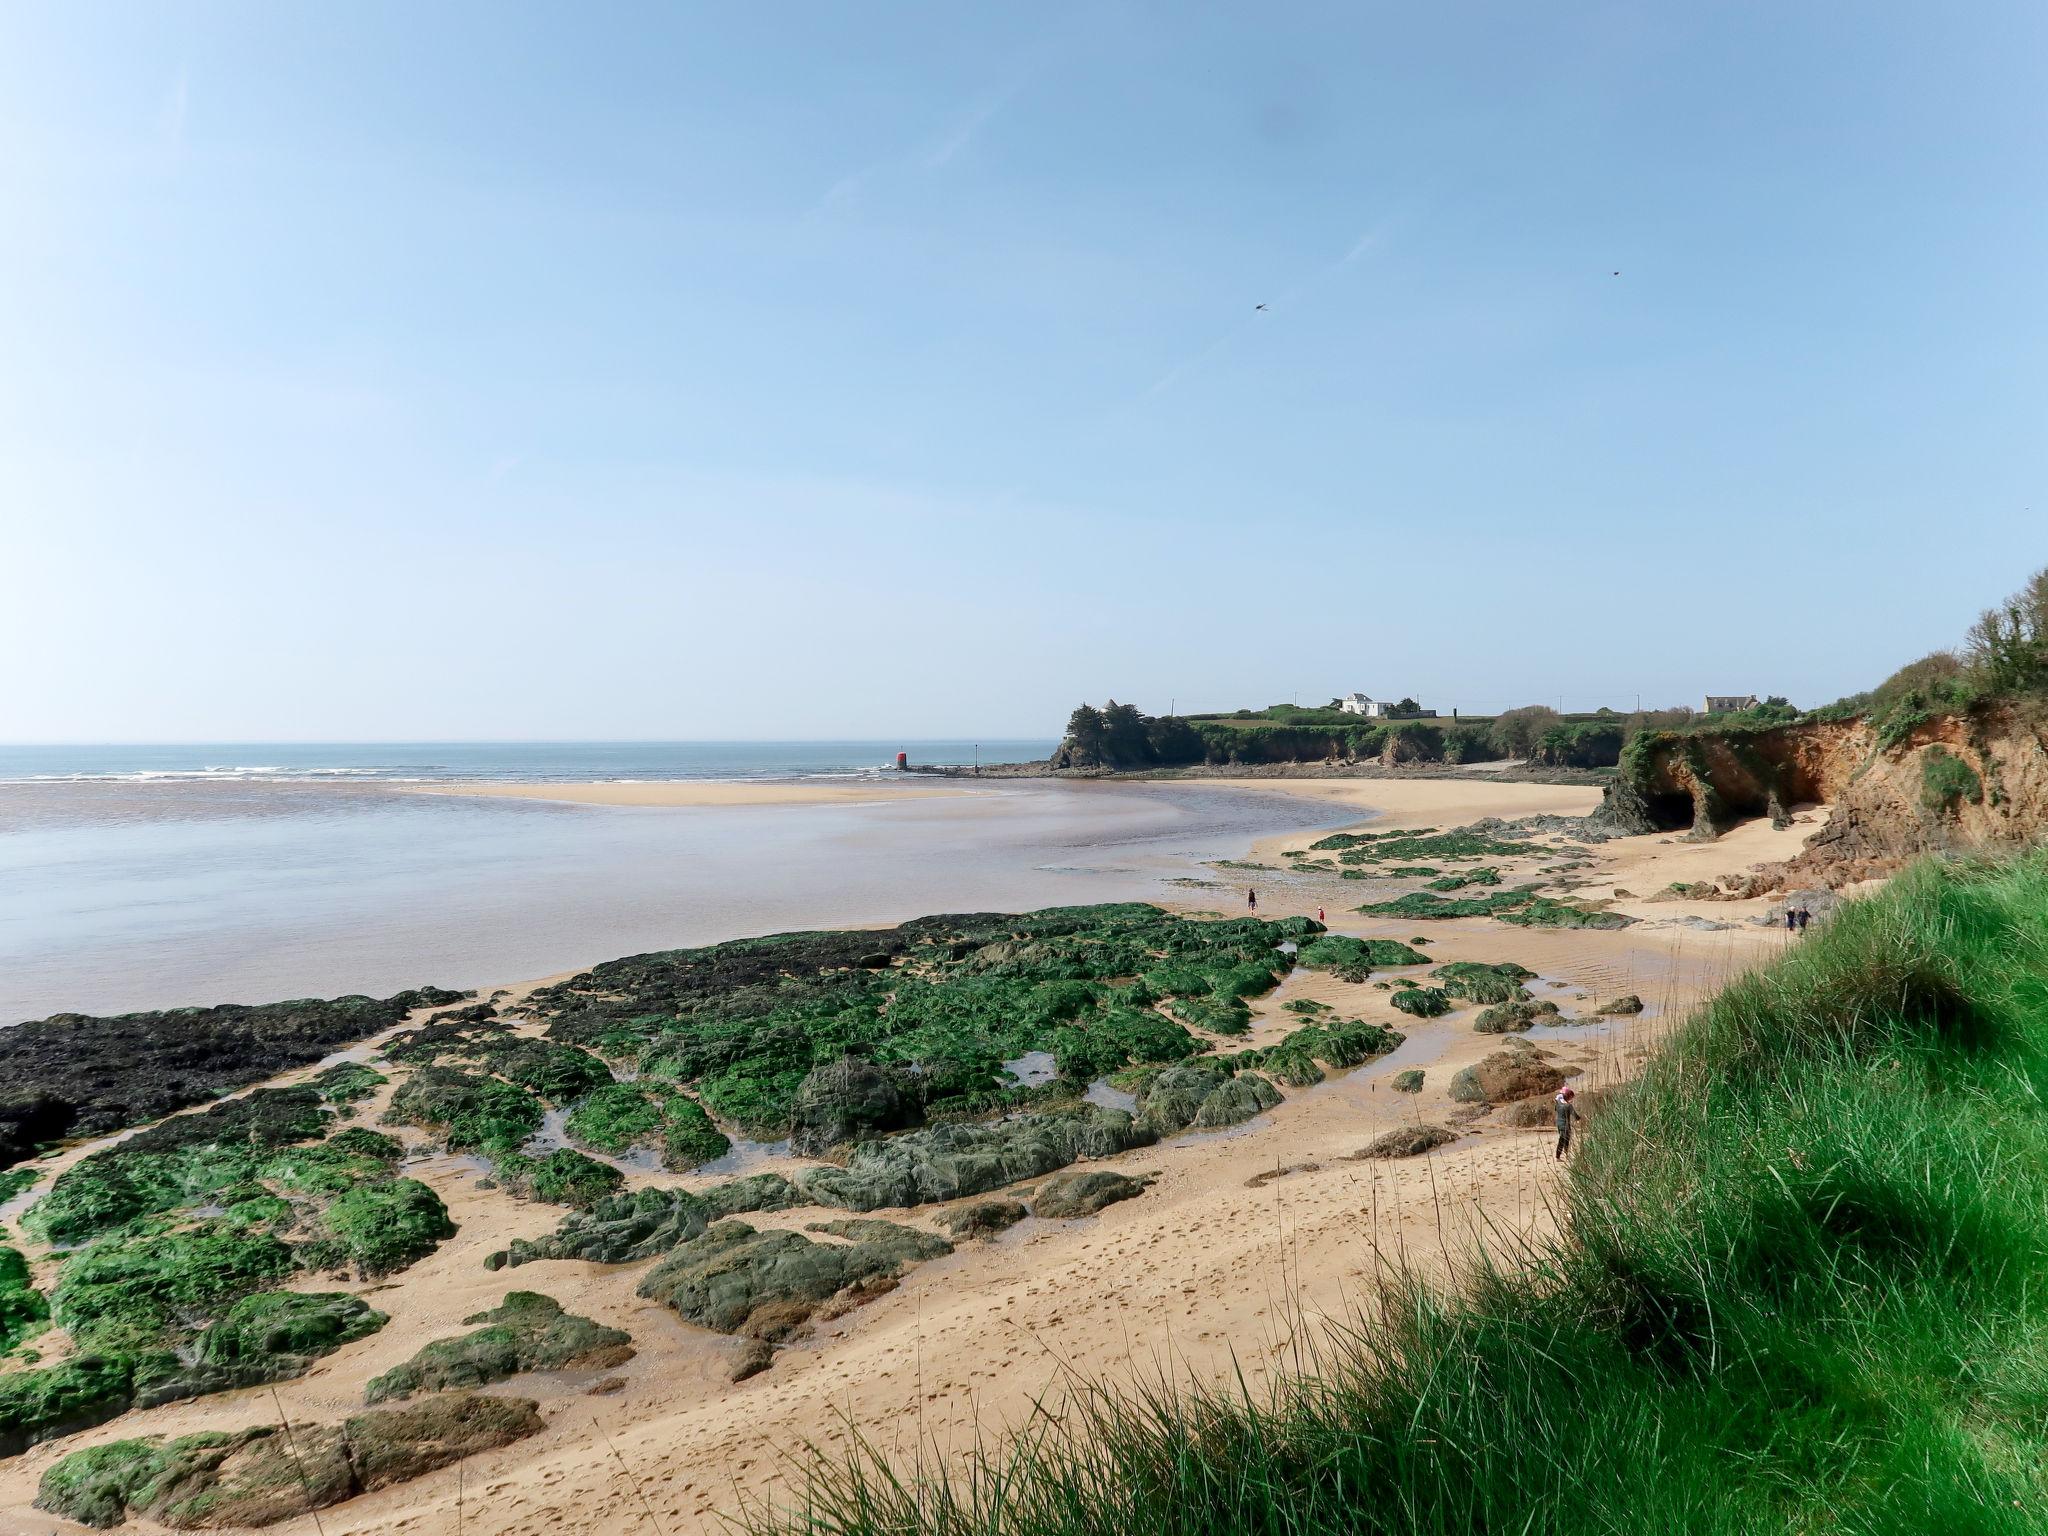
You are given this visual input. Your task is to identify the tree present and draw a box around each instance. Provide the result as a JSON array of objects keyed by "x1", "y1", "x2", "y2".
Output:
[
  {"x1": 1491, "y1": 705, "x2": 1562, "y2": 758},
  {"x1": 1964, "y1": 566, "x2": 2048, "y2": 694},
  {"x1": 1063, "y1": 704, "x2": 1107, "y2": 761},
  {"x1": 1395, "y1": 697, "x2": 1420, "y2": 715},
  {"x1": 1099, "y1": 700, "x2": 1152, "y2": 766}
]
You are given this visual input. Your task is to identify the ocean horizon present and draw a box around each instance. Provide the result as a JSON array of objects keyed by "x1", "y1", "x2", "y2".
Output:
[{"x1": 0, "y1": 739, "x2": 1060, "y2": 786}]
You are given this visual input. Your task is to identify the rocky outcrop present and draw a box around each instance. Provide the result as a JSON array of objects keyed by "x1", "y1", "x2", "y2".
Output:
[
  {"x1": 637, "y1": 1220, "x2": 950, "y2": 1341},
  {"x1": 0, "y1": 987, "x2": 464, "y2": 1171},
  {"x1": 938, "y1": 1199, "x2": 1029, "y2": 1240},
  {"x1": 788, "y1": 1058, "x2": 921, "y2": 1157},
  {"x1": 1600, "y1": 707, "x2": 2048, "y2": 885},
  {"x1": 1353, "y1": 1125, "x2": 1457, "y2": 1159},
  {"x1": 34, "y1": 1393, "x2": 541, "y2": 1529},
  {"x1": 366, "y1": 1292, "x2": 631, "y2": 1403},
  {"x1": 136, "y1": 1292, "x2": 387, "y2": 1410},
  {"x1": 1448, "y1": 1042, "x2": 1568, "y2": 1105},
  {"x1": 793, "y1": 1105, "x2": 1155, "y2": 1211},
  {"x1": 1031, "y1": 1169, "x2": 1153, "y2": 1218}
]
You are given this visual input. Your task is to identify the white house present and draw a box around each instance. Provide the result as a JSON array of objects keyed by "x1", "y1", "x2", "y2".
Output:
[
  {"x1": 1338, "y1": 692, "x2": 1382, "y2": 716},
  {"x1": 1703, "y1": 693, "x2": 1760, "y2": 714}
]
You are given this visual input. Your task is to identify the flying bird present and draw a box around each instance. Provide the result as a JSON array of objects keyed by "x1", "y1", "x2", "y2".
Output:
[
  {"x1": 1611, "y1": 271, "x2": 1621, "y2": 277},
  {"x1": 1254, "y1": 303, "x2": 1268, "y2": 311}
]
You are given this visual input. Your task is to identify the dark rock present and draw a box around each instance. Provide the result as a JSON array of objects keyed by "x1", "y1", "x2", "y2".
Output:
[
  {"x1": 729, "y1": 1339, "x2": 775, "y2": 1381},
  {"x1": 1594, "y1": 994, "x2": 1644, "y2": 1015},
  {"x1": 1353, "y1": 1124, "x2": 1458, "y2": 1159},
  {"x1": 1473, "y1": 1000, "x2": 1561, "y2": 1034},
  {"x1": 1031, "y1": 1169, "x2": 1152, "y2": 1218},
  {"x1": 0, "y1": 988, "x2": 464, "y2": 1170}
]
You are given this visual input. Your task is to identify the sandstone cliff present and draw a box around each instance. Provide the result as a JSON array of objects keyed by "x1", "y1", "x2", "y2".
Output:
[{"x1": 1601, "y1": 704, "x2": 2048, "y2": 885}]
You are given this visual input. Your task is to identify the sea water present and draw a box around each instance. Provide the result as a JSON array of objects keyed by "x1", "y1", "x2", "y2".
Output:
[{"x1": 0, "y1": 744, "x2": 1356, "y2": 1021}]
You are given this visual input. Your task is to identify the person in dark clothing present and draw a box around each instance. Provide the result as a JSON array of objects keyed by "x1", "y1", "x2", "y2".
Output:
[
  {"x1": 1247, "y1": 888, "x2": 1258, "y2": 913},
  {"x1": 1554, "y1": 1086, "x2": 1580, "y2": 1160},
  {"x1": 1797, "y1": 907, "x2": 1812, "y2": 932},
  {"x1": 1785, "y1": 908, "x2": 1798, "y2": 933}
]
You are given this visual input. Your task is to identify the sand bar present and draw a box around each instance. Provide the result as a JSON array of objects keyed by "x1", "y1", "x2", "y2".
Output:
[{"x1": 409, "y1": 779, "x2": 972, "y2": 808}]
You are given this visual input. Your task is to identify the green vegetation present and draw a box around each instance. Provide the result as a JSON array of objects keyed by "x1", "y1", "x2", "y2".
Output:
[
  {"x1": 565, "y1": 1081, "x2": 732, "y2": 1169},
  {"x1": 0, "y1": 1243, "x2": 48, "y2": 1353},
  {"x1": 1431, "y1": 961, "x2": 1535, "y2": 1005},
  {"x1": 137, "y1": 1291, "x2": 387, "y2": 1408},
  {"x1": 366, "y1": 1291, "x2": 630, "y2": 1403},
  {"x1": 1294, "y1": 935, "x2": 1428, "y2": 974},
  {"x1": 1425, "y1": 867, "x2": 1500, "y2": 891},
  {"x1": 1355, "y1": 886, "x2": 1543, "y2": 921},
  {"x1": 742, "y1": 854, "x2": 2048, "y2": 1536},
  {"x1": 34, "y1": 1392, "x2": 544, "y2": 1529},
  {"x1": 1919, "y1": 745, "x2": 1983, "y2": 814},
  {"x1": 53, "y1": 1220, "x2": 296, "y2": 1356},
  {"x1": 1498, "y1": 897, "x2": 1635, "y2": 931},
  {"x1": 384, "y1": 1066, "x2": 546, "y2": 1152},
  {"x1": 309, "y1": 1061, "x2": 386, "y2": 1104},
  {"x1": 1389, "y1": 987, "x2": 1452, "y2": 1019},
  {"x1": 303, "y1": 1177, "x2": 456, "y2": 1275},
  {"x1": 0, "y1": 1355, "x2": 136, "y2": 1458},
  {"x1": 530, "y1": 905, "x2": 1314, "y2": 1138}
]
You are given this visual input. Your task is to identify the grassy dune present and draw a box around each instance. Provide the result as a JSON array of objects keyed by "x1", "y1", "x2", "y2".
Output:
[{"x1": 750, "y1": 854, "x2": 2048, "y2": 1535}]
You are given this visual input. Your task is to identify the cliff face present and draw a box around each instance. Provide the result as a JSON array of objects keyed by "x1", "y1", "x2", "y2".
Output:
[{"x1": 1603, "y1": 705, "x2": 2048, "y2": 885}]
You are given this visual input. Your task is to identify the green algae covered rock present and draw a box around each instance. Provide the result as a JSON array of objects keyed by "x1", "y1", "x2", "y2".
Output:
[
  {"x1": 566, "y1": 1081, "x2": 731, "y2": 1169},
  {"x1": 365, "y1": 1291, "x2": 631, "y2": 1403},
  {"x1": 1432, "y1": 961, "x2": 1537, "y2": 1005},
  {"x1": 1390, "y1": 987, "x2": 1454, "y2": 1019},
  {"x1": 1191, "y1": 1073, "x2": 1282, "y2": 1129},
  {"x1": 302, "y1": 1177, "x2": 455, "y2": 1277},
  {"x1": 384, "y1": 1066, "x2": 544, "y2": 1153},
  {"x1": 54, "y1": 1220, "x2": 296, "y2": 1356},
  {"x1": 794, "y1": 1106, "x2": 1154, "y2": 1212},
  {"x1": 309, "y1": 1062, "x2": 387, "y2": 1104},
  {"x1": 0, "y1": 1243, "x2": 48, "y2": 1353},
  {"x1": 1474, "y1": 999, "x2": 1561, "y2": 1034},
  {"x1": 1295, "y1": 935, "x2": 1429, "y2": 974},
  {"x1": 506, "y1": 1186, "x2": 713, "y2": 1268},
  {"x1": 1390, "y1": 1068, "x2": 1426, "y2": 1093},
  {"x1": 528, "y1": 904, "x2": 1303, "y2": 1136},
  {"x1": 1031, "y1": 1169, "x2": 1152, "y2": 1219},
  {"x1": 135, "y1": 1291, "x2": 387, "y2": 1409},
  {"x1": 494, "y1": 1148, "x2": 624, "y2": 1211},
  {"x1": 788, "y1": 1058, "x2": 921, "y2": 1157},
  {"x1": 1135, "y1": 1065, "x2": 1229, "y2": 1136},
  {"x1": 35, "y1": 1393, "x2": 542, "y2": 1528},
  {"x1": 0, "y1": 1354, "x2": 134, "y2": 1459},
  {"x1": 638, "y1": 1219, "x2": 950, "y2": 1337}
]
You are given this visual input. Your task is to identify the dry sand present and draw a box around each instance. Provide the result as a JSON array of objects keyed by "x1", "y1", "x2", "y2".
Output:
[{"x1": 0, "y1": 776, "x2": 1823, "y2": 1536}]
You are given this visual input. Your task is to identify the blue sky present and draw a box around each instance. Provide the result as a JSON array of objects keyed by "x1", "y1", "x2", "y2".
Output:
[{"x1": 2, "y1": 2, "x2": 2042, "y2": 741}]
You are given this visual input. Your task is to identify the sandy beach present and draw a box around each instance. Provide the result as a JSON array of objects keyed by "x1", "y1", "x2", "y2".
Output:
[{"x1": 0, "y1": 773, "x2": 1823, "y2": 1536}]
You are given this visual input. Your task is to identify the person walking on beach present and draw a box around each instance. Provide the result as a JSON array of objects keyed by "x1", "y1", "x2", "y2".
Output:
[
  {"x1": 1247, "y1": 888, "x2": 1258, "y2": 913},
  {"x1": 1797, "y1": 906, "x2": 1812, "y2": 933},
  {"x1": 1316, "y1": 906, "x2": 1325, "y2": 923},
  {"x1": 1554, "y1": 1086, "x2": 1580, "y2": 1161},
  {"x1": 1785, "y1": 907, "x2": 1798, "y2": 934}
]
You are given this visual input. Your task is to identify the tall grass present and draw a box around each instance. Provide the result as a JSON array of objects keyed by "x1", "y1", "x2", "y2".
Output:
[{"x1": 742, "y1": 855, "x2": 2048, "y2": 1536}]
